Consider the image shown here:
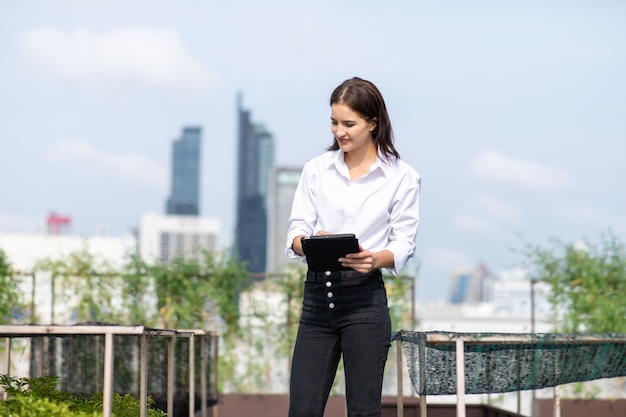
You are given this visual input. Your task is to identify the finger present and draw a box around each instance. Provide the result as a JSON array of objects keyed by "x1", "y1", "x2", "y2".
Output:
[{"x1": 315, "y1": 230, "x2": 331, "y2": 236}]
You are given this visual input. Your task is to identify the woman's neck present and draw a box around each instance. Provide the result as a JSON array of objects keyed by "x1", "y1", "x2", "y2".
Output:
[{"x1": 344, "y1": 142, "x2": 378, "y2": 181}]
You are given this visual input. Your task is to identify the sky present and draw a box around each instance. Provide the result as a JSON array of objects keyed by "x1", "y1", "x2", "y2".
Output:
[{"x1": 1, "y1": 1, "x2": 625, "y2": 303}]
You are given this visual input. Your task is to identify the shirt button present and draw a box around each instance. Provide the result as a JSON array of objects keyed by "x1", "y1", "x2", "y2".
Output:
[
  {"x1": 324, "y1": 271, "x2": 331, "y2": 276},
  {"x1": 329, "y1": 303, "x2": 335, "y2": 309},
  {"x1": 325, "y1": 281, "x2": 332, "y2": 287},
  {"x1": 327, "y1": 292, "x2": 333, "y2": 298}
]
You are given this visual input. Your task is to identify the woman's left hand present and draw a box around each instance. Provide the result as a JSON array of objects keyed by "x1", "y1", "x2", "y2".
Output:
[{"x1": 339, "y1": 245, "x2": 378, "y2": 274}]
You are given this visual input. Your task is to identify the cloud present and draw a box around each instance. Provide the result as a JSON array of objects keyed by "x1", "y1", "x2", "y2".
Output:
[
  {"x1": 21, "y1": 27, "x2": 213, "y2": 91},
  {"x1": 454, "y1": 194, "x2": 521, "y2": 238},
  {"x1": 469, "y1": 150, "x2": 574, "y2": 192},
  {"x1": 45, "y1": 140, "x2": 167, "y2": 189}
]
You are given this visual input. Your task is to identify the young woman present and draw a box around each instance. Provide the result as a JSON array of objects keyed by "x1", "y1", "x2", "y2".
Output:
[{"x1": 285, "y1": 77, "x2": 421, "y2": 417}]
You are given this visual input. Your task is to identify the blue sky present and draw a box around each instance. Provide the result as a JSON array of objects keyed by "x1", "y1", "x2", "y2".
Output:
[{"x1": 1, "y1": 1, "x2": 625, "y2": 302}]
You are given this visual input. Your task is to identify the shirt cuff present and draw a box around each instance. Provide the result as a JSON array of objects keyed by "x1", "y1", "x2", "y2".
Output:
[
  {"x1": 285, "y1": 230, "x2": 308, "y2": 260},
  {"x1": 386, "y1": 241, "x2": 415, "y2": 276}
]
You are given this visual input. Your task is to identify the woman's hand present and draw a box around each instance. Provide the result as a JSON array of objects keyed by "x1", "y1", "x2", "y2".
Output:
[
  {"x1": 314, "y1": 230, "x2": 332, "y2": 236},
  {"x1": 339, "y1": 246, "x2": 394, "y2": 274}
]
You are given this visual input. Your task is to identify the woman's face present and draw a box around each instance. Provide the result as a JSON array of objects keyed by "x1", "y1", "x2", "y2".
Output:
[{"x1": 330, "y1": 102, "x2": 376, "y2": 155}]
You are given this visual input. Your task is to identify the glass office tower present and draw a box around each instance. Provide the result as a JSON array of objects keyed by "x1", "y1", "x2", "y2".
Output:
[
  {"x1": 235, "y1": 94, "x2": 274, "y2": 274},
  {"x1": 166, "y1": 127, "x2": 201, "y2": 216}
]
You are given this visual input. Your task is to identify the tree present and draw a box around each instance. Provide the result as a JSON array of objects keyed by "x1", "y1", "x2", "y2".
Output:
[
  {"x1": 0, "y1": 249, "x2": 25, "y2": 323},
  {"x1": 521, "y1": 230, "x2": 626, "y2": 333},
  {"x1": 32, "y1": 242, "x2": 119, "y2": 324}
]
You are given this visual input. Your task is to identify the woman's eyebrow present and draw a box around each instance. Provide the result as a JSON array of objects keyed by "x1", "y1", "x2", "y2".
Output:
[{"x1": 330, "y1": 116, "x2": 355, "y2": 123}]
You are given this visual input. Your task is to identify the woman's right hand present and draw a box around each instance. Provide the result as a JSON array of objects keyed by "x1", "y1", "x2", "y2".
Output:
[
  {"x1": 314, "y1": 230, "x2": 331, "y2": 236},
  {"x1": 293, "y1": 230, "x2": 332, "y2": 256}
]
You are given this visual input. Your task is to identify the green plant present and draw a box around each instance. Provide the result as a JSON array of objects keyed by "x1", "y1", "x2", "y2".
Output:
[
  {"x1": 521, "y1": 230, "x2": 626, "y2": 333},
  {"x1": 0, "y1": 249, "x2": 24, "y2": 323},
  {"x1": 0, "y1": 374, "x2": 166, "y2": 417},
  {"x1": 520, "y1": 230, "x2": 626, "y2": 400}
]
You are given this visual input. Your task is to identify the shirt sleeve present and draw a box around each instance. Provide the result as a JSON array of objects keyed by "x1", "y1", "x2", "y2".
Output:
[
  {"x1": 385, "y1": 170, "x2": 421, "y2": 275},
  {"x1": 284, "y1": 162, "x2": 318, "y2": 260}
]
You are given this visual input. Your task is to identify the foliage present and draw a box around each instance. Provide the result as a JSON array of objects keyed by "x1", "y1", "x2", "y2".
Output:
[
  {"x1": 33, "y1": 243, "x2": 119, "y2": 324},
  {"x1": 0, "y1": 374, "x2": 166, "y2": 417},
  {"x1": 146, "y1": 249, "x2": 252, "y2": 335},
  {"x1": 119, "y1": 252, "x2": 155, "y2": 325},
  {"x1": 109, "y1": 393, "x2": 166, "y2": 417},
  {"x1": 521, "y1": 230, "x2": 626, "y2": 333},
  {"x1": 0, "y1": 249, "x2": 24, "y2": 323},
  {"x1": 215, "y1": 263, "x2": 305, "y2": 393},
  {"x1": 385, "y1": 272, "x2": 417, "y2": 331},
  {"x1": 6, "y1": 242, "x2": 420, "y2": 395}
]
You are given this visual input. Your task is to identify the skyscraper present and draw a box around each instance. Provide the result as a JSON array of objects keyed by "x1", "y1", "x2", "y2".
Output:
[
  {"x1": 266, "y1": 167, "x2": 302, "y2": 273},
  {"x1": 235, "y1": 94, "x2": 274, "y2": 273},
  {"x1": 166, "y1": 127, "x2": 201, "y2": 216},
  {"x1": 138, "y1": 212, "x2": 220, "y2": 264}
]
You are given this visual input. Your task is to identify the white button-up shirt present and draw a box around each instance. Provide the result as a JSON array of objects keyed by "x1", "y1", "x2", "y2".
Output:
[{"x1": 285, "y1": 149, "x2": 421, "y2": 275}]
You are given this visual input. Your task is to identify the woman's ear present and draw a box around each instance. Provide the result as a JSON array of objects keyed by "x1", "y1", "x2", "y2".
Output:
[{"x1": 370, "y1": 117, "x2": 378, "y2": 132}]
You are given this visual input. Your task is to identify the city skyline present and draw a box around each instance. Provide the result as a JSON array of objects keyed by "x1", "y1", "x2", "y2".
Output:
[{"x1": 1, "y1": 1, "x2": 625, "y2": 302}]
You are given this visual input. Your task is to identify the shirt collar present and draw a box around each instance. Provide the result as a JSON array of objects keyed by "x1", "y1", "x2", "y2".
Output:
[{"x1": 327, "y1": 149, "x2": 395, "y2": 178}]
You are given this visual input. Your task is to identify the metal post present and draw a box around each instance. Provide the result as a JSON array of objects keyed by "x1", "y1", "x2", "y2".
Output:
[
  {"x1": 168, "y1": 336, "x2": 175, "y2": 417},
  {"x1": 38, "y1": 337, "x2": 44, "y2": 376},
  {"x1": 553, "y1": 386, "x2": 561, "y2": 417},
  {"x1": 456, "y1": 339, "x2": 466, "y2": 417},
  {"x1": 4, "y1": 338, "x2": 10, "y2": 375},
  {"x1": 50, "y1": 274, "x2": 56, "y2": 324},
  {"x1": 103, "y1": 333, "x2": 114, "y2": 417},
  {"x1": 189, "y1": 333, "x2": 195, "y2": 417},
  {"x1": 140, "y1": 334, "x2": 148, "y2": 417},
  {"x1": 530, "y1": 278, "x2": 537, "y2": 416},
  {"x1": 211, "y1": 332, "x2": 219, "y2": 417},
  {"x1": 396, "y1": 340, "x2": 403, "y2": 417},
  {"x1": 2, "y1": 338, "x2": 10, "y2": 400},
  {"x1": 201, "y1": 334, "x2": 208, "y2": 417},
  {"x1": 30, "y1": 273, "x2": 36, "y2": 324},
  {"x1": 418, "y1": 333, "x2": 427, "y2": 417}
]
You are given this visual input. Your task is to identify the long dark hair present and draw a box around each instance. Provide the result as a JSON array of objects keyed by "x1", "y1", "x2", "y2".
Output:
[{"x1": 328, "y1": 77, "x2": 400, "y2": 159}]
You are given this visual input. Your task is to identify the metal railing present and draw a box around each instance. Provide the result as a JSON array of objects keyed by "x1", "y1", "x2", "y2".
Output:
[
  {"x1": 0, "y1": 324, "x2": 219, "y2": 417},
  {"x1": 394, "y1": 331, "x2": 626, "y2": 417}
]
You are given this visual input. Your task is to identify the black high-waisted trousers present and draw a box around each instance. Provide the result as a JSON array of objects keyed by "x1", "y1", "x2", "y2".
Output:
[{"x1": 288, "y1": 268, "x2": 391, "y2": 417}]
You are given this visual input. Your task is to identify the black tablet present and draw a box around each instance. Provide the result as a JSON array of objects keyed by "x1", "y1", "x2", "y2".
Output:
[{"x1": 301, "y1": 234, "x2": 360, "y2": 272}]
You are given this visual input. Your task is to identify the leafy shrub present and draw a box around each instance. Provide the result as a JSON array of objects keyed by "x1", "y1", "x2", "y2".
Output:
[{"x1": 0, "y1": 374, "x2": 166, "y2": 417}]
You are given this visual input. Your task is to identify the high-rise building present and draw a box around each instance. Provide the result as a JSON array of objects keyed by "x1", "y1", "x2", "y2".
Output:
[
  {"x1": 266, "y1": 167, "x2": 302, "y2": 273},
  {"x1": 138, "y1": 212, "x2": 220, "y2": 264},
  {"x1": 235, "y1": 95, "x2": 274, "y2": 273},
  {"x1": 450, "y1": 264, "x2": 494, "y2": 304},
  {"x1": 166, "y1": 127, "x2": 202, "y2": 216}
]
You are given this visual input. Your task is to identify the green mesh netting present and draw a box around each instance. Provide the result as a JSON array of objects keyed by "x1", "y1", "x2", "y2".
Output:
[{"x1": 392, "y1": 330, "x2": 626, "y2": 395}]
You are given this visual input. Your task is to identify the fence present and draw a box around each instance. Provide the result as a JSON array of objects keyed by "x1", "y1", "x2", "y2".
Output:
[
  {"x1": 0, "y1": 324, "x2": 219, "y2": 417},
  {"x1": 393, "y1": 330, "x2": 626, "y2": 417}
]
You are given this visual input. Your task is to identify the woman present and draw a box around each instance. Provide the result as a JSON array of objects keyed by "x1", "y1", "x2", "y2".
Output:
[{"x1": 285, "y1": 76, "x2": 421, "y2": 417}]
